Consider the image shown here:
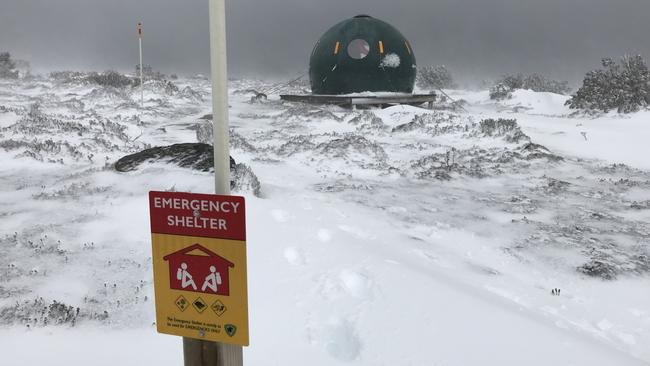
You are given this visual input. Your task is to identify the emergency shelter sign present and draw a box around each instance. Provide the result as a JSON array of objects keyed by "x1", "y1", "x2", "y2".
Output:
[{"x1": 149, "y1": 191, "x2": 249, "y2": 346}]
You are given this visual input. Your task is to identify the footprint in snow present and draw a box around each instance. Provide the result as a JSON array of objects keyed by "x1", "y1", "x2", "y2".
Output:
[
  {"x1": 270, "y1": 209, "x2": 290, "y2": 223},
  {"x1": 317, "y1": 229, "x2": 332, "y2": 243},
  {"x1": 338, "y1": 225, "x2": 374, "y2": 240},
  {"x1": 614, "y1": 331, "x2": 636, "y2": 345},
  {"x1": 339, "y1": 270, "x2": 374, "y2": 300},
  {"x1": 316, "y1": 269, "x2": 375, "y2": 301},
  {"x1": 283, "y1": 247, "x2": 305, "y2": 266},
  {"x1": 321, "y1": 317, "x2": 362, "y2": 361}
]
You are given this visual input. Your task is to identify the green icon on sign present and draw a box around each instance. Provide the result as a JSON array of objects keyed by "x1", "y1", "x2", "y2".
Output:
[{"x1": 224, "y1": 324, "x2": 237, "y2": 337}]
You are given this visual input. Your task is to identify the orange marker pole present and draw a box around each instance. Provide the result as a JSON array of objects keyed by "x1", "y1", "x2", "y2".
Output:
[{"x1": 138, "y1": 22, "x2": 144, "y2": 110}]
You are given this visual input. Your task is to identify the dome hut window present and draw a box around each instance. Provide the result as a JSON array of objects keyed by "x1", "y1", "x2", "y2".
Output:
[{"x1": 347, "y1": 39, "x2": 370, "y2": 60}]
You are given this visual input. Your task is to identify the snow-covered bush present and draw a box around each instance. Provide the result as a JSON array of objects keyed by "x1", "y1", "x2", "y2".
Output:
[
  {"x1": 49, "y1": 71, "x2": 89, "y2": 83},
  {"x1": 147, "y1": 79, "x2": 180, "y2": 96},
  {"x1": 0, "y1": 52, "x2": 19, "y2": 79},
  {"x1": 489, "y1": 83, "x2": 512, "y2": 100},
  {"x1": 416, "y1": 65, "x2": 456, "y2": 90},
  {"x1": 479, "y1": 118, "x2": 529, "y2": 143},
  {"x1": 135, "y1": 64, "x2": 166, "y2": 81},
  {"x1": 86, "y1": 70, "x2": 134, "y2": 88},
  {"x1": 577, "y1": 260, "x2": 618, "y2": 280},
  {"x1": 523, "y1": 74, "x2": 571, "y2": 95},
  {"x1": 50, "y1": 70, "x2": 141, "y2": 88},
  {"x1": 231, "y1": 163, "x2": 262, "y2": 197},
  {"x1": 566, "y1": 55, "x2": 650, "y2": 113},
  {"x1": 499, "y1": 74, "x2": 525, "y2": 90},
  {"x1": 489, "y1": 73, "x2": 570, "y2": 99}
]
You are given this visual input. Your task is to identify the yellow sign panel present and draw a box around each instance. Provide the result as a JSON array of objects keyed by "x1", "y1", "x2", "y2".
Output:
[{"x1": 149, "y1": 191, "x2": 249, "y2": 346}]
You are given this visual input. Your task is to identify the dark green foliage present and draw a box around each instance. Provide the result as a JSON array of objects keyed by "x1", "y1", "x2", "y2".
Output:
[
  {"x1": 566, "y1": 55, "x2": 650, "y2": 113},
  {"x1": 416, "y1": 65, "x2": 456, "y2": 90}
]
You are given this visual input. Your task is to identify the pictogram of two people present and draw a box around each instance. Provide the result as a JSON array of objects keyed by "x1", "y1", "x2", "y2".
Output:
[{"x1": 177, "y1": 262, "x2": 221, "y2": 292}]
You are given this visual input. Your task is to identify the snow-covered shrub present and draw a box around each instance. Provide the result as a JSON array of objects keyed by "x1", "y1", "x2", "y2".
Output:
[
  {"x1": 523, "y1": 74, "x2": 571, "y2": 95},
  {"x1": 231, "y1": 163, "x2": 262, "y2": 197},
  {"x1": 577, "y1": 260, "x2": 618, "y2": 280},
  {"x1": 86, "y1": 70, "x2": 134, "y2": 88},
  {"x1": 49, "y1": 71, "x2": 87, "y2": 82},
  {"x1": 499, "y1": 74, "x2": 525, "y2": 90},
  {"x1": 416, "y1": 65, "x2": 456, "y2": 90},
  {"x1": 0, "y1": 52, "x2": 19, "y2": 79},
  {"x1": 479, "y1": 118, "x2": 529, "y2": 143},
  {"x1": 489, "y1": 83, "x2": 512, "y2": 100},
  {"x1": 135, "y1": 64, "x2": 166, "y2": 82},
  {"x1": 314, "y1": 134, "x2": 389, "y2": 169},
  {"x1": 196, "y1": 123, "x2": 258, "y2": 153},
  {"x1": 195, "y1": 121, "x2": 213, "y2": 144},
  {"x1": 489, "y1": 73, "x2": 570, "y2": 99},
  {"x1": 566, "y1": 55, "x2": 650, "y2": 113},
  {"x1": 147, "y1": 79, "x2": 179, "y2": 95}
]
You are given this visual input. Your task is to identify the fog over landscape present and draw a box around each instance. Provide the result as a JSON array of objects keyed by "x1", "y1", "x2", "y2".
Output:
[{"x1": 2, "y1": 0, "x2": 650, "y2": 83}]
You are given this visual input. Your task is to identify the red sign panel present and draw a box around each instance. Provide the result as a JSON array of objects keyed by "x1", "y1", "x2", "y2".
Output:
[
  {"x1": 149, "y1": 191, "x2": 246, "y2": 241},
  {"x1": 163, "y1": 244, "x2": 233, "y2": 296}
]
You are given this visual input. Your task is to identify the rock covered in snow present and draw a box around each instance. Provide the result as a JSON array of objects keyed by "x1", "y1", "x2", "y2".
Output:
[
  {"x1": 114, "y1": 143, "x2": 235, "y2": 173},
  {"x1": 114, "y1": 143, "x2": 262, "y2": 197}
]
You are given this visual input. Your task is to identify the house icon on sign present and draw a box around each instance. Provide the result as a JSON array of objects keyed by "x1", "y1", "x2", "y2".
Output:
[{"x1": 163, "y1": 244, "x2": 234, "y2": 296}]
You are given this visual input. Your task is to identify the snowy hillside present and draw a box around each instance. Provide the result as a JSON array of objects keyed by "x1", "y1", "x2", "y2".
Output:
[{"x1": 0, "y1": 75, "x2": 649, "y2": 365}]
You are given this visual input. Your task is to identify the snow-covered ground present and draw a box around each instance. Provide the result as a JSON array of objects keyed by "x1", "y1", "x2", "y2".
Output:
[{"x1": 0, "y1": 75, "x2": 649, "y2": 365}]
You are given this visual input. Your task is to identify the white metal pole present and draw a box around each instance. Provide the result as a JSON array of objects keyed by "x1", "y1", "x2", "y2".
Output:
[
  {"x1": 138, "y1": 22, "x2": 144, "y2": 110},
  {"x1": 182, "y1": 1, "x2": 241, "y2": 365},
  {"x1": 209, "y1": 0, "x2": 231, "y2": 195}
]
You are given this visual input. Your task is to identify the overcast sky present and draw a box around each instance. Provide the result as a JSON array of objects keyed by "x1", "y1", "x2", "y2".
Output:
[{"x1": 1, "y1": 0, "x2": 649, "y2": 84}]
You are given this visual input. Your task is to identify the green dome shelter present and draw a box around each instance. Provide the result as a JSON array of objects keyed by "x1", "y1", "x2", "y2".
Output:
[{"x1": 309, "y1": 15, "x2": 417, "y2": 95}]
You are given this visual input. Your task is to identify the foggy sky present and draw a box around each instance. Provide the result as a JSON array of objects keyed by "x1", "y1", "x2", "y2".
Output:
[{"x1": 1, "y1": 0, "x2": 649, "y2": 84}]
